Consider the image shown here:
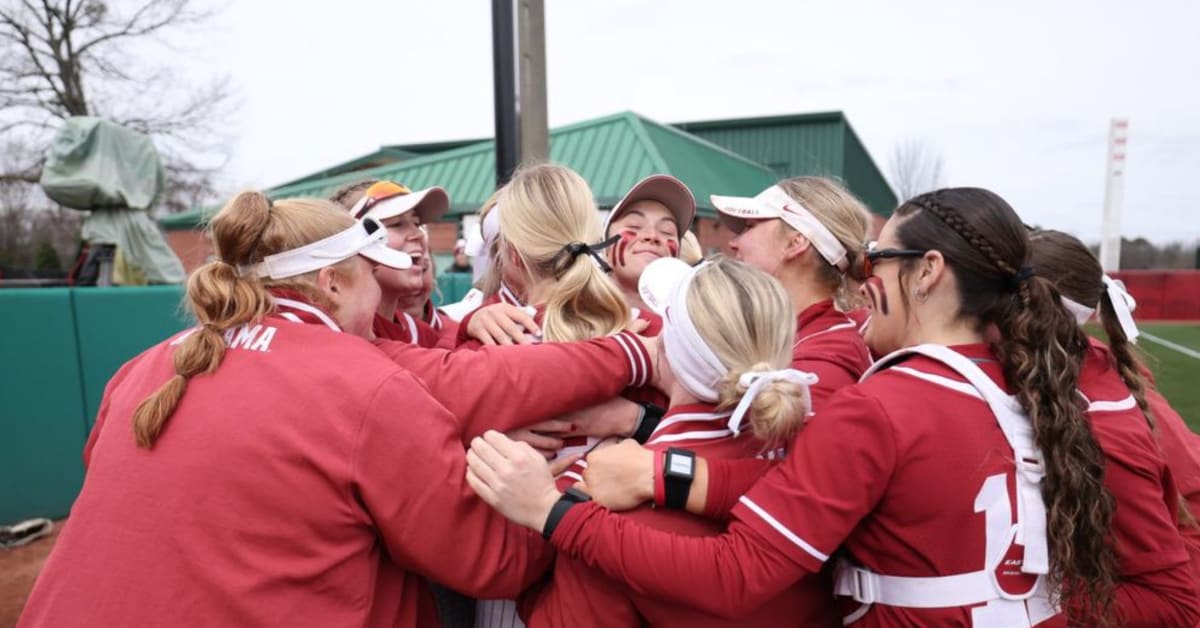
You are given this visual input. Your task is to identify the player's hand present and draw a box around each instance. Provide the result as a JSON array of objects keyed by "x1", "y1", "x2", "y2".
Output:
[
  {"x1": 506, "y1": 419, "x2": 573, "y2": 460},
  {"x1": 626, "y1": 317, "x2": 650, "y2": 334},
  {"x1": 562, "y1": 398, "x2": 642, "y2": 439},
  {"x1": 466, "y1": 304, "x2": 540, "y2": 346},
  {"x1": 580, "y1": 439, "x2": 654, "y2": 511},
  {"x1": 466, "y1": 430, "x2": 561, "y2": 531}
]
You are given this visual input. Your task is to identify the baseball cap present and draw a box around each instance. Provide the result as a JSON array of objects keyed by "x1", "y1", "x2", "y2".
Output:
[
  {"x1": 240, "y1": 217, "x2": 413, "y2": 280},
  {"x1": 711, "y1": 185, "x2": 848, "y2": 271},
  {"x1": 603, "y1": 175, "x2": 696, "y2": 239},
  {"x1": 349, "y1": 180, "x2": 450, "y2": 224}
]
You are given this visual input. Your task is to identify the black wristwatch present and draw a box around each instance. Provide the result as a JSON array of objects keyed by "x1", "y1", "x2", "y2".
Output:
[
  {"x1": 542, "y1": 487, "x2": 592, "y2": 540},
  {"x1": 663, "y1": 448, "x2": 696, "y2": 510},
  {"x1": 631, "y1": 402, "x2": 666, "y2": 444}
]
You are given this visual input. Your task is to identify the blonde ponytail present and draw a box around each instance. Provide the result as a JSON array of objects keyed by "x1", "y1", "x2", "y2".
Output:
[
  {"x1": 687, "y1": 258, "x2": 807, "y2": 445},
  {"x1": 131, "y1": 191, "x2": 357, "y2": 448},
  {"x1": 496, "y1": 163, "x2": 630, "y2": 342}
]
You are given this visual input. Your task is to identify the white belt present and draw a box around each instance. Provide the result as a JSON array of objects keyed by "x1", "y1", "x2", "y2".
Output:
[{"x1": 834, "y1": 563, "x2": 1000, "y2": 608}]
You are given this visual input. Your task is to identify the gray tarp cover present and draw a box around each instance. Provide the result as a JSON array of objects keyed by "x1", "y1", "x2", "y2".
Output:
[{"x1": 39, "y1": 117, "x2": 184, "y2": 283}]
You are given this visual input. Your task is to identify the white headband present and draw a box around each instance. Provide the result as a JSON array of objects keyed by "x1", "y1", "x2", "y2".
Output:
[
  {"x1": 711, "y1": 185, "x2": 849, "y2": 271},
  {"x1": 466, "y1": 204, "x2": 502, "y2": 282},
  {"x1": 1101, "y1": 275, "x2": 1139, "y2": 342},
  {"x1": 639, "y1": 257, "x2": 818, "y2": 436},
  {"x1": 238, "y1": 217, "x2": 412, "y2": 280}
]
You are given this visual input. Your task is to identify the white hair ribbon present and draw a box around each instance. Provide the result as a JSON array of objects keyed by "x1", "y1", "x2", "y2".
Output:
[
  {"x1": 1060, "y1": 296, "x2": 1096, "y2": 325},
  {"x1": 727, "y1": 369, "x2": 819, "y2": 436},
  {"x1": 1101, "y1": 275, "x2": 1139, "y2": 343}
]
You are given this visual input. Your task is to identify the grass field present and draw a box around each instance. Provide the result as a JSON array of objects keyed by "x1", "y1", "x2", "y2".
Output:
[{"x1": 1089, "y1": 323, "x2": 1200, "y2": 432}]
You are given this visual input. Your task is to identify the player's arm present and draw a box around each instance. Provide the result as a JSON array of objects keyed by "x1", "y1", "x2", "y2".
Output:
[
  {"x1": 353, "y1": 371, "x2": 552, "y2": 598},
  {"x1": 83, "y1": 356, "x2": 140, "y2": 467},
  {"x1": 580, "y1": 440, "x2": 774, "y2": 517},
  {"x1": 375, "y1": 331, "x2": 654, "y2": 441},
  {"x1": 470, "y1": 388, "x2": 897, "y2": 617},
  {"x1": 1082, "y1": 427, "x2": 1200, "y2": 626}
]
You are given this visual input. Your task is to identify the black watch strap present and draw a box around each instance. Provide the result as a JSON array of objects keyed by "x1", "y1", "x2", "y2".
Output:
[
  {"x1": 632, "y1": 403, "x2": 666, "y2": 444},
  {"x1": 542, "y1": 487, "x2": 592, "y2": 540},
  {"x1": 663, "y1": 448, "x2": 696, "y2": 510}
]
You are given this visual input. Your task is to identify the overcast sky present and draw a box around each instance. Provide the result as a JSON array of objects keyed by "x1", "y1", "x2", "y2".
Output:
[{"x1": 180, "y1": 0, "x2": 1198, "y2": 243}]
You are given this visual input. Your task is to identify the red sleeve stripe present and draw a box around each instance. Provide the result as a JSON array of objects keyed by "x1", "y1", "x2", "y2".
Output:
[
  {"x1": 738, "y1": 495, "x2": 829, "y2": 563},
  {"x1": 561, "y1": 470, "x2": 583, "y2": 483},
  {"x1": 613, "y1": 331, "x2": 650, "y2": 387}
]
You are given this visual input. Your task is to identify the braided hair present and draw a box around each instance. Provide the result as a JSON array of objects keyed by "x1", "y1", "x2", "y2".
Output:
[{"x1": 895, "y1": 189, "x2": 1118, "y2": 623}]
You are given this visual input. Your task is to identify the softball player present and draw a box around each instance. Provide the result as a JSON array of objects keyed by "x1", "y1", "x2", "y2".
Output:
[
  {"x1": 466, "y1": 187, "x2": 1200, "y2": 626},
  {"x1": 20, "y1": 193, "x2": 545, "y2": 628},
  {"x1": 532, "y1": 257, "x2": 828, "y2": 627}
]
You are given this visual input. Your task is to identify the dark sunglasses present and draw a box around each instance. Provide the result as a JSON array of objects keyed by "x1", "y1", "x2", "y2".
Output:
[{"x1": 863, "y1": 247, "x2": 927, "y2": 276}]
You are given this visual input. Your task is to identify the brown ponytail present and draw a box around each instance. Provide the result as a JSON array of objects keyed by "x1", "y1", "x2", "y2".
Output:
[
  {"x1": 1028, "y1": 229, "x2": 1154, "y2": 430},
  {"x1": 131, "y1": 192, "x2": 357, "y2": 448},
  {"x1": 895, "y1": 190, "x2": 1117, "y2": 622}
]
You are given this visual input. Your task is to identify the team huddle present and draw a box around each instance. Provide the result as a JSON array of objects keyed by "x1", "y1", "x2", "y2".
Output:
[{"x1": 16, "y1": 163, "x2": 1200, "y2": 627}]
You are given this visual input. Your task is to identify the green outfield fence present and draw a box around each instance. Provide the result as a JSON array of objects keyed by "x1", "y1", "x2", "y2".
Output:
[
  {"x1": 1, "y1": 276, "x2": 474, "y2": 524},
  {"x1": 0, "y1": 286, "x2": 191, "y2": 524}
]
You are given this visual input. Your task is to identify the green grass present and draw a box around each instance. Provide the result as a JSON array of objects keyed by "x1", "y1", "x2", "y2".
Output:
[{"x1": 1088, "y1": 323, "x2": 1200, "y2": 432}]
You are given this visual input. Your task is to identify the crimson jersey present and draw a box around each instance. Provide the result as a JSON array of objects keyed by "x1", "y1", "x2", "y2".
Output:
[
  {"x1": 703, "y1": 299, "x2": 872, "y2": 517},
  {"x1": 422, "y1": 300, "x2": 461, "y2": 350},
  {"x1": 373, "y1": 329, "x2": 651, "y2": 443},
  {"x1": 374, "y1": 311, "x2": 443, "y2": 348},
  {"x1": 20, "y1": 298, "x2": 548, "y2": 628},
  {"x1": 547, "y1": 344, "x2": 1200, "y2": 627},
  {"x1": 529, "y1": 403, "x2": 833, "y2": 627}
]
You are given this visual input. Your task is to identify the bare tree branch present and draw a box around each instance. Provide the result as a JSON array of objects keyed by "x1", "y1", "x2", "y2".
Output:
[{"x1": 889, "y1": 139, "x2": 946, "y2": 202}]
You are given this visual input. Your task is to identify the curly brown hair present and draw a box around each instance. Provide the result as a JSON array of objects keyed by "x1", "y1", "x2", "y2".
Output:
[{"x1": 894, "y1": 189, "x2": 1117, "y2": 623}]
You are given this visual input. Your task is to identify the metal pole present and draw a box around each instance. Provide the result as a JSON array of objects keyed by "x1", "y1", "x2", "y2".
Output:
[
  {"x1": 517, "y1": 0, "x2": 548, "y2": 164},
  {"x1": 491, "y1": 0, "x2": 520, "y2": 185}
]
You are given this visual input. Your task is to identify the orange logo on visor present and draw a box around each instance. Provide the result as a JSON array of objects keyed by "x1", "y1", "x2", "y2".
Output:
[{"x1": 353, "y1": 181, "x2": 413, "y2": 219}]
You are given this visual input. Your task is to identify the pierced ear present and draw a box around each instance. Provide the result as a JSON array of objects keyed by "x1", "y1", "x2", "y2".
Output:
[{"x1": 918, "y1": 250, "x2": 947, "y2": 292}]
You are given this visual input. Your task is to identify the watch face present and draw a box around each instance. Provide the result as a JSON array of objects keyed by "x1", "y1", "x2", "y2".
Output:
[{"x1": 667, "y1": 453, "x2": 694, "y2": 477}]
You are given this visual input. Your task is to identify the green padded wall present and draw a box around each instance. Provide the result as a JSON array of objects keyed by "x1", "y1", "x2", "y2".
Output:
[
  {"x1": 72, "y1": 286, "x2": 191, "y2": 427},
  {"x1": 0, "y1": 289, "x2": 88, "y2": 522}
]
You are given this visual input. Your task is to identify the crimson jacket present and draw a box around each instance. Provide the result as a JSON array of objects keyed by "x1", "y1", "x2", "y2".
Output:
[{"x1": 20, "y1": 299, "x2": 548, "y2": 628}]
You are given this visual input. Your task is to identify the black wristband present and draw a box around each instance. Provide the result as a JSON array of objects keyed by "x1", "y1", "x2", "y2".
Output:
[
  {"x1": 632, "y1": 403, "x2": 665, "y2": 444},
  {"x1": 663, "y1": 448, "x2": 696, "y2": 510},
  {"x1": 542, "y1": 487, "x2": 592, "y2": 540}
]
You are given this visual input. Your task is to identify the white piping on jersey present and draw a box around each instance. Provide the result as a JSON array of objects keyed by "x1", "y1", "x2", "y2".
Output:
[
  {"x1": 647, "y1": 429, "x2": 735, "y2": 445},
  {"x1": 273, "y1": 297, "x2": 341, "y2": 331},
  {"x1": 646, "y1": 410, "x2": 735, "y2": 446},
  {"x1": 499, "y1": 282, "x2": 524, "y2": 307},
  {"x1": 400, "y1": 312, "x2": 420, "y2": 345},
  {"x1": 1085, "y1": 395, "x2": 1137, "y2": 412},
  {"x1": 278, "y1": 312, "x2": 303, "y2": 323},
  {"x1": 794, "y1": 319, "x2": 857, "y2": 348},
  {"x1": 652, "y1": 410, "x2": 733, "y2": 435},
  {"x1": 738, "y1": 495, "x2": 829, "y2": 563},
  {"x1": 561, "y1": 470, "x2": 583, "y2": 483},
  {"x1": 612, "y1": 332, "x2": 648, "y2": 387},
  {"x1": 892, "y1": 366, "x2": 1141, "y2": 414}
]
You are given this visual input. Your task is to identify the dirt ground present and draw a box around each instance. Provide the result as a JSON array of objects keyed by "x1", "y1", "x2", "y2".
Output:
[{"x1": 0, "y1": 519, "x2": 61, "y2": 627}]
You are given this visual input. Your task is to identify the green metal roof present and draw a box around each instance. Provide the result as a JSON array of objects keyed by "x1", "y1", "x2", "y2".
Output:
[
  {"x1": 675, "y1": 112, "x2": 898, "y2": 216},
  {"x1": 269, "y1": 147, "x2": 419, "y2": 189},
  {"x1": 163, "y1": 111, "x2": 776, "y2": 230}
]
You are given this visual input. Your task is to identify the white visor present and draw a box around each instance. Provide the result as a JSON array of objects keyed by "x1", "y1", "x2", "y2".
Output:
[
  {"x1": 240, "y1": 217, "x2": 412, "y2": 280},
  {"x1": 711, "y1": 185, "x2": 849, "y2": 271}
]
